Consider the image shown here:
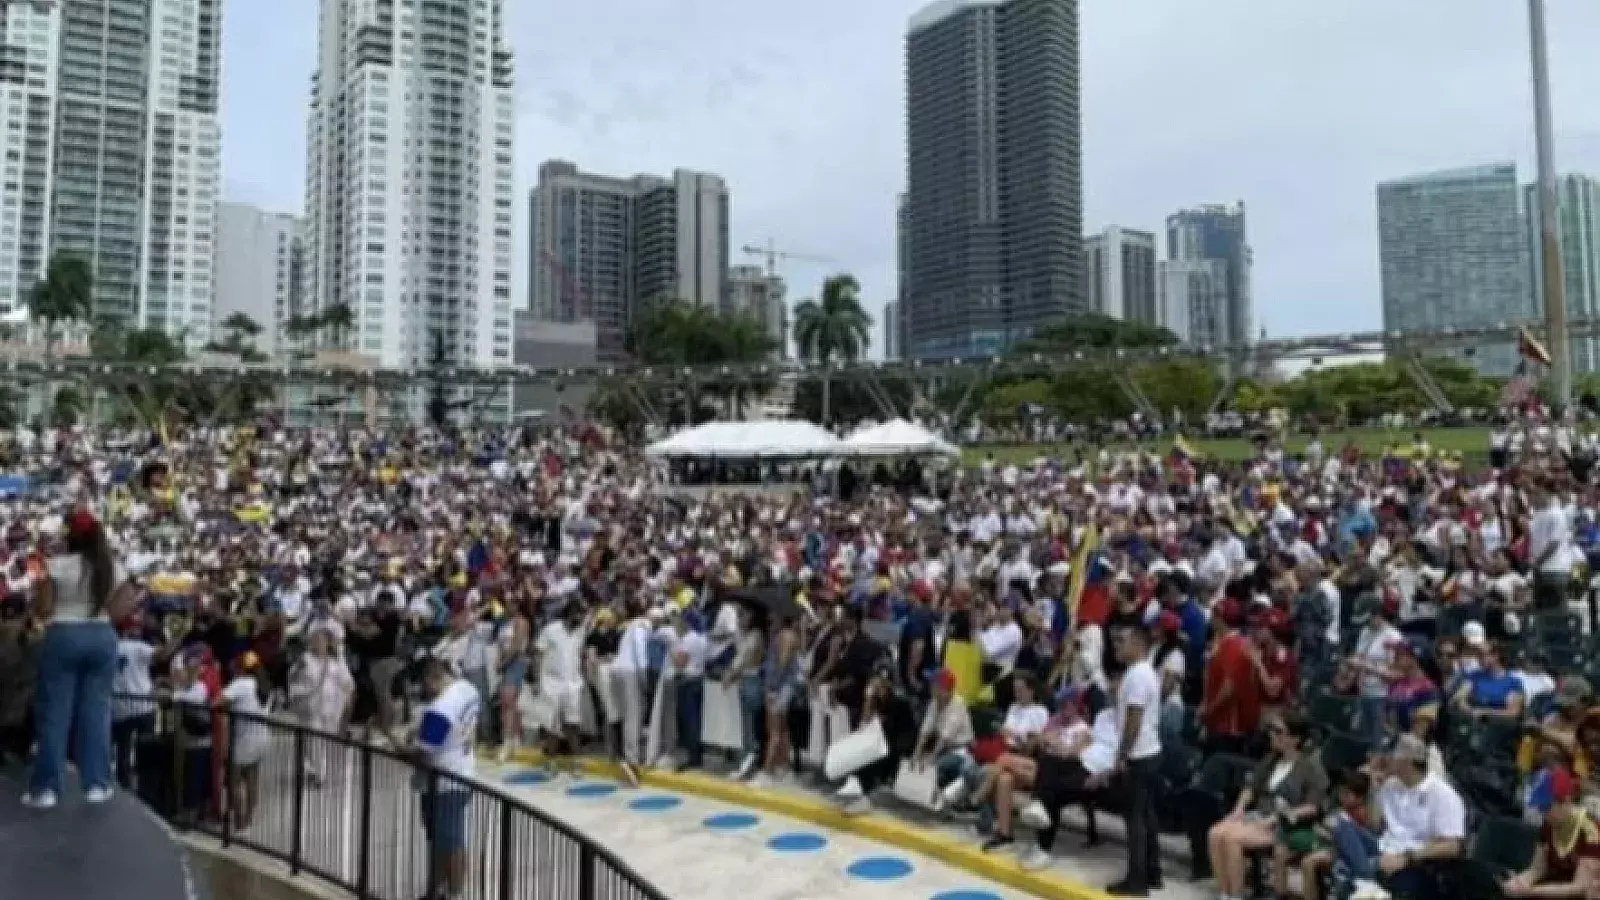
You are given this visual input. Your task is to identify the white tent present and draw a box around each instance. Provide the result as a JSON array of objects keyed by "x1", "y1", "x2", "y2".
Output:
[
  {"x1": 842, "y1": 418, "x2": 960, "y2": 457},
  {"x1": 645, "y1": 420, "x2": 844, "y2": 459}
]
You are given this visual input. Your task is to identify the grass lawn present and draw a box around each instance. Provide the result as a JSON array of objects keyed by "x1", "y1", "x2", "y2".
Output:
[{"x1": 964, "y1": 427, "x2": 1492, "y2": 466}]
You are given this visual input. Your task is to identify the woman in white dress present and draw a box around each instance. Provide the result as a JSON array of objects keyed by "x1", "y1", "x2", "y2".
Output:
[
  {"x1": 222, "y1": 651, "x2": 272, "y2": 830},
  {"x1": 289, "y1": 626, "x2": 353, "y2": 788},
  {"x1": 25, "y1": 509, "x2": 132, "y2": 809}
]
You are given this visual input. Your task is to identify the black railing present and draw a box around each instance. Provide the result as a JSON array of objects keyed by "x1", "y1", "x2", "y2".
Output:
[{"x1": 119, "y1": 696, "x2": 667, "y2": 900}]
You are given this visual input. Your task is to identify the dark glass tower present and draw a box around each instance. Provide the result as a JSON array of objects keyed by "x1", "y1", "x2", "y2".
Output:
[{"x1": 903, "y1": 0, "x2": 1083, "y2": 360}]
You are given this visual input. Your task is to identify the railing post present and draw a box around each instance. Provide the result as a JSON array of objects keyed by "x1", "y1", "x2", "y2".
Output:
[
  {"x1": 497, "y1": 799, "x2": 514, "y2": 900},
  {"x1": 425, "y1": 768, "x2": 440, "y2": 900},
  {"x1": 356, "y1": 748, "x2": 372, "y2": 900},
  {"x1": 290, "y1": 728, "x2": 306, "y2": 876},
  {"x1": 221, "y1": 711, "x2": 235, "y2": 848},
  {"x1": 579, "y1": 844, "x2": 596, "y2": 900}
]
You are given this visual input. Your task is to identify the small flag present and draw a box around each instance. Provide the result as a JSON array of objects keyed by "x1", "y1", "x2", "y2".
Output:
[
  {"x1": 1173, "y1": 434, "x2": 1203, "y2": 460},
  {"x1": 1518, "y1": 326, "x2": 1552, "y2": 366}
]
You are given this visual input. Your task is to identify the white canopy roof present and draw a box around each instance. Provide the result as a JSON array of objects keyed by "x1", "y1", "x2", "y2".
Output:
[
  {"x1": 645, "y1": 420, "x2": 844, "y2": 459},
  {"x1": 843, "y1": 419, "x2": 960, "y2": 457}
]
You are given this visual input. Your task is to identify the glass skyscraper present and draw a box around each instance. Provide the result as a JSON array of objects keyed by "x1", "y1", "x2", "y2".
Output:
[
  {"x1": 1525, "y1": 175, "x2": 1600, "y2": 374},
  {"x1": 1378, "y1": 164, "x2": 1530, "y2": 376},
  {"x1": 902, "y1": 0, "x2": 1082, "y2": 361}
]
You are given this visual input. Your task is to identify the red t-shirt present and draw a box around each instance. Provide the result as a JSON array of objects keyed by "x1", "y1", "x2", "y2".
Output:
[
  {"x1": 1204, "y1": 632, "x2": 1262, "y2": 737},
  {"x1": 1259, "y1": 644, "x2": 1298, "y2": 706}
]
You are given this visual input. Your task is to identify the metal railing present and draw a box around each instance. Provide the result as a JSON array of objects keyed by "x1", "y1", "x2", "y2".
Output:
[{"x1": 119, "y1": 696, "x2": 667, "y2": 900}]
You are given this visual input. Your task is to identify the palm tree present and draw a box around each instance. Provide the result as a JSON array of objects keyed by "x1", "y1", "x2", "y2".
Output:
[
  {"x1": 28, "y1": 251, "x2": 93, "y2": 354},
  {"x1": 792, "y1": 273, "x2": 871, "y2": 426},
  {"x1": 319, "y1": 302, "x2": 354, "y2": 350}
]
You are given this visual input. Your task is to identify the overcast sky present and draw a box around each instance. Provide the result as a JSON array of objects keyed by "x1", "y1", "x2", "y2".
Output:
[{"x1": 220, "y1": 0, "x2": 1600, "y2": 353}]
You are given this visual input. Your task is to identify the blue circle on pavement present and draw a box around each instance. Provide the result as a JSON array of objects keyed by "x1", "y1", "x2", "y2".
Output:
[
  {"x1": 768, "y1": 832, "x2": 828, "y2": 853},
  {"x1": 933, "y1": 892, "x2": 1003, "y2": 900},
  {"x1": 704, "y1": 813, "x2": 760, "y2": 831},
  {"x1": 567, "y1": 783, "x2": 618, "y2": 798},
  {"x1": 503, "y1": 770, "x2": 552, "y2": 786},
  {"x1": 628, "y1": 795, "x2": 682, "y2": 812},
  {"x1": 848, "y1": 857, "x2": 914, "y2": 881}
]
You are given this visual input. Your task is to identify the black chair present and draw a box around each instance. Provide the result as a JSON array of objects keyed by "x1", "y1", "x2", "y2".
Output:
[
  {"x1": 1319, "y1": 729, "x2": 1371, "y2": 775},
  {"x1": 1470, "y1": 815, "x2": 1540, "y2": 876},
  {"x1": 1180, "y1": 753, "x2": 1258, "y2": 880},
  {"x1": 1529, "y1": 611, "x2": 1583, "y2": 642},
  {"x1": 1308, "y1": 690, "x2": 1359, "y2": 733}
]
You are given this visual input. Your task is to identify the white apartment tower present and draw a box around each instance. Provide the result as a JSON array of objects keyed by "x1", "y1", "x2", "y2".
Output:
[
  {"x1": 0, "y1": 0, "x2": 222, "y2": 344},
  {"x1": 213, "y1": 202, "x2": 305, "y2": 356},
  {"x1": 304, "y1": 0, "x2": 516, "y2": 372}
]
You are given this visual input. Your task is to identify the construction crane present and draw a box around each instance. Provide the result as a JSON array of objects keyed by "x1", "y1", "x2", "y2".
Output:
[{"x1": 741, "y1": 239, "x2": 833, "y2": 278}]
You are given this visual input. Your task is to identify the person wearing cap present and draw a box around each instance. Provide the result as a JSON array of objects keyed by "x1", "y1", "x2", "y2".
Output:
[
  {"x1": 1330, "y1": 733, "x2": 1466, "y2": 900},
  {"x1": 23, "y1": 508, "x2": 132, "y2": 810},
  {"x1": 1202, "y1": 598, "x2": 1261, "y2": 757},
  {"x1": 911, "y1": 668, "x2": 975, "y2": 796},
  {"x1": 1151, "y1": 611, "x2": 1188, "y2": 746},
  {"x1": 1451, "y1": 638, "x2": 1526, "y2": 723},
  {"x1": 1018, "y1": 682, "x2": 1112, "y2": 871},
  {"x1": 1504, "y1": 767, "x2": 1600, "y2": 898},
  {"x1": 220, "y1": 651, "x2": 272, "y2": 830}
]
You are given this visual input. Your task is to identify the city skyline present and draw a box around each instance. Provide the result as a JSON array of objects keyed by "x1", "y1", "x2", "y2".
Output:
[{"x1": 210, "y1": 0, "x2": 1600, "y2": 356}]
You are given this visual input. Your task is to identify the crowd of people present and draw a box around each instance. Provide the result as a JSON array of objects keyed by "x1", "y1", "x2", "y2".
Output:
[{"x1": 1, "y1": 416, "x2": 1598, "y2": 900}]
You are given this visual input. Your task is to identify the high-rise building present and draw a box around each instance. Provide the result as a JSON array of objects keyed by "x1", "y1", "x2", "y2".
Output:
[
  {"x1": 1084, "y1": 226, "x2": 1157, "y2": 323},
  {"x1": 1165, "y1": 204, "x2": 1251, "y2": 348},
  {"x1": 1378, "y1": 164, "x2": 1529, "y2": 376},
  {"x1": 1525, "y1": 174, "x2": 1600, "y2": 373},
  {"x1": 0, "y1": 0, "x2": 222, "y2": 344},
  {"x1": 883, "y1": 301, "x2": 901, "y2": 360},
  {"x1": 527, "y1": 161, "x2": 730, "y2": 362},
  {"x1": 726, "y1": 264, "x2": 786, "y2": 358},
  {"x1": 1158, "y1": 258, "x2": 1227, "y2": 347},
  {"x1": 895, "y1": 192, "x2": 909, "y2": 359},
  {"x1": 304, "y1": 0, "x2": 516, "y2": 374},
  {"x1": 902, "y1": 0, "x2": 1083, "y2": 360},
  {"x1": 213, "y1": 203, "x2": 306, "y2": 356}
]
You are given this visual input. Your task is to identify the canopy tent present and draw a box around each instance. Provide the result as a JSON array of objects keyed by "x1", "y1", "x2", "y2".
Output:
[
  {"x1": 645, "y1": 420, "x2": 844, "y2": 459},
  {"x1": 842, "y1": 419, "x2": 959, "y2": 458}
]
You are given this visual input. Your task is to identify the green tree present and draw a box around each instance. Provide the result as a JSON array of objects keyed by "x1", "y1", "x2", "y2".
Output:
[
  {"x1": 27, "y1": 251, "x2": 93, "y2": 355},
  {"x1": 319, "y1": 302, "x2": 355, "y2": 349},
  {"x1": 792, "y1": 274, "x2": 871, "y2": 426},
  {"x1": 594, "y1": 301, "x2": 781, "y2": 427},
  {"x1": 1015, "y1": 312, "x2": 1179, "y2": 353}
]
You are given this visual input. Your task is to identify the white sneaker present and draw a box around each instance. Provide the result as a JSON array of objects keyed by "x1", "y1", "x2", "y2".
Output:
[
  {"x1": 835, "y1": 776, "x2": 864, "y2": 801},
  {"x1": 85, "y1": 786, "x2": 115, "y2": 805},
  {"x1": 941, "y1": 779, "x2": 967, "y2": 806},
  {"x1": 21, "y1": 790, "x2": 57, "y2": 810},
  {"x1": 735, "y1": 753, "x2": 758, "y2": 780},
  {"x1": 1019, "y1": 846, "x2": 1053, "y2": 871},
  {"x1": 1019, "y1": 800, "x2": 1051, "y2": 830},
  {"x1": 842, "y1": 796, "x2": 873, "y2": 817}
]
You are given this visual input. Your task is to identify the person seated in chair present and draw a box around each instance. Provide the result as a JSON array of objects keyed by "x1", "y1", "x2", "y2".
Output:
[
  {"x1": 1504, "y1": 767, "x2": 1600, "y2": 899},
  {"x1": 1207, "y1": 713, "x2": 1329, "y2": 900},
  {"x1": 966, "y1": 672, "x2": 1048, "y2": 851},
  {"x1": 1330, "y1": 734, "x2": 1466, "y2": 900},
  {"x1": 1016, "y1": 680, "x2": 1119, "y2": 871}
]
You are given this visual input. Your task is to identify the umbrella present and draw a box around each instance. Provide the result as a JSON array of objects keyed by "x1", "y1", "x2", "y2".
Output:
[{"x1": 730, "y1": 585, "x2": 805, "y2": 624}]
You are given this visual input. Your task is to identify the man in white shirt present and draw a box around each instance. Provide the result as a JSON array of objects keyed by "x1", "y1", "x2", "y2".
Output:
[
  {"x1": 1109, "y1": 626, "x2": 1164, "y2": 897},
  {"x1": 1528, "y1": 481, "x2": 1574, "y2": 611},
  {"x1": 414, "y1": 657, "x2": 481, "y2": 900},
  {"x1": 534, "y1": 600, "x2": 587, "y2": 767},
  {"x1": 1330, "y1": 734, "x2": 1465, "y2": 900},
  {"x1": 665, "y1": 610, "x2": 708, "y2": 770},
  {"x1": 609, "y1": 602, "x2": 653, "y2": 784}
]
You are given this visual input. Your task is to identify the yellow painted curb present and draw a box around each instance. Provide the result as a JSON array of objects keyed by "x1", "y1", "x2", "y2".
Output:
[{"x1": 495, "y1": 749, "x2": 1111, "y2": 900}]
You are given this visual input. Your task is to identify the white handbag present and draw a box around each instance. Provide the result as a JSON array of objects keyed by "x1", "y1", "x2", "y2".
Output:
[{"x1": 824, "y1": 718, "x2": 889, "y2": 781}]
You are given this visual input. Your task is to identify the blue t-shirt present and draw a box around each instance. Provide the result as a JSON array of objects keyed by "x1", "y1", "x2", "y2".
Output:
[{"x1": 1468, "y1": 671, "x2": 1524, "y2": 711}]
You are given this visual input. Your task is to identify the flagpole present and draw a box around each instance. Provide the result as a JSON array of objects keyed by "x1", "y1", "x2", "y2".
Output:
[{"x1": 1529, "y1": 0, "x2": 1570, "y2": 407}]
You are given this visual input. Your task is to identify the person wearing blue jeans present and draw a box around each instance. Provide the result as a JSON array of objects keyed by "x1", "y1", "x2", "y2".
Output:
[
  {"x1": 25, "y1": 509, "x2": 127, "y2": 810},
  {"x1": 737, "y1": 671, "x2": 765, "y2": 773},
  {"x1": 675, "y1": 676, "x2": 705, "y2": 769}
]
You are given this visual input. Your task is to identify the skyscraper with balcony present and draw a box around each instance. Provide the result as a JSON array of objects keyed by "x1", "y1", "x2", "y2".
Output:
[
  {"x1": 1525, "y1": 174, "x2": 1600, "y2": 374},
  {"x1": 527, "y1": 161, "x2": 729, "y2": 363},
  {"x1": 902, "y1": 0, "x2": 1083, "y2": 360},
  {"x1": 1378, "y1": 164, "x2": 1529, "y2": 376},
  {"x1": 1165, "y1": 204, "x2": 1251, "y2": 348},
  {"x1": 304, "y1": 0, "x2": 516, "y2": 373},
  {"x1": 0, "y1": 0, "x2": 222, "y2": 344}
]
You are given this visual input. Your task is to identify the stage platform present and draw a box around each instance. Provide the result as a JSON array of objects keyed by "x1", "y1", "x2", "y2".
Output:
[{"x1": 0, "y1": 767, "x2": 207, "y2": 900}]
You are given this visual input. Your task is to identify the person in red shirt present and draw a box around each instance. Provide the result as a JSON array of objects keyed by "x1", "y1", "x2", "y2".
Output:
[
  {"x1": 1202, "y1": 599, "x2": 1262, "y2": 757},
  {"x1": 1250, "y1": 608, "x2": 1298, "y2": 718}
]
